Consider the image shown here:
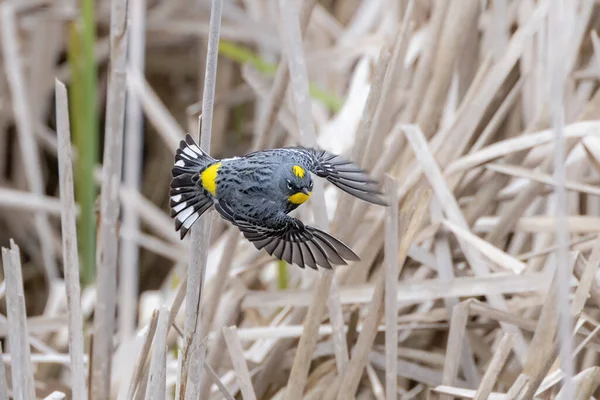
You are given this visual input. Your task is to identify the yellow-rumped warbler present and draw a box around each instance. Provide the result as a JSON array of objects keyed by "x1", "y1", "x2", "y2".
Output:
[{"x1": 170, "y1": 134, "x2": 386, "y2": 269}]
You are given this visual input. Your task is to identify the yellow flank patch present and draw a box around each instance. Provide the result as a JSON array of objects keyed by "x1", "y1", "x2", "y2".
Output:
[
  {"x1": 201, "y1": 162, "x2": 222, "y2": 196},
  {"x1": 292, "y1": 165, "x2": 306, "y2": 178},
  {"x1": 288, "y1": 191, "x2": 311, "y2": 205}
]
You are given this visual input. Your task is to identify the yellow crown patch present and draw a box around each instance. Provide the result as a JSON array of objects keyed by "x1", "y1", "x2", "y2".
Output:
[{"x1": 292, "y1": 165, "x2": 305, "y2": 178}]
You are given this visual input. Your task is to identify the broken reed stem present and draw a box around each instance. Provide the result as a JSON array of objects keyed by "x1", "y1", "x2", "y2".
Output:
[
  {"x1": 506, "y1": 374, "x2": 532, "y2": 399},
  {"x1": 549, "y1": 0, "x2": 575, "y2": 397},
  {"x1": 167, "y1": 277, "x2": 187, "y2": 330},
  {"x1": 467, "y1": 5, "x2": 551, "y2": 248},
  {"x1": 431, "y1": 199, "x2": 478, "y2": 386},
  {"x1": 403, "y1": 124, "x2": 529, "y2": 364},
  {"x1": 440, "y1": 301, "x2": 471, "y2": 400},
  {"x1": 558, "y1": 367, "x2": 600, "y2": 399},
  {"x1": 517, "y1": 255, "x2": 577, "y2": 399},
  {"x1": 402, "y1": 0, "x2": 449, "y2": 123},
  {"x1": 331, "y1": 46, "x2": 391, "y2": 240},
  {"x1": 251, "y1": 309, "x2": 306, "y2": 397},
  {"x1": 285, "y1": 273, "x2": 334, "y2": 400},
  {"x1": 278, "y1": 1, "x2": 347, "y2": 396},
  {"x1": 202, "y1": 361, "x2": 236, "y2": 400},
  {"x1": 90, "y1": 0, "x2": 129, "y2": 397},
  {"x1": 119, "y1": 0, "x2": 148, "y2": 340},
  {"x1": 241, "y1": 272, "x2": 550, "y2": 310},
  {"x1": 0, "y1": 188, "x2": 68, "y2": 215},
  {"x1": 416, "y1": 0, "x2": 480, "y2": 137},
  {"x1": 332, "y1": 189, "x2": 431, "y2": 399},
  {"x1": 253, "y1": 0, "x2": 318, "y2": 150},
  {"x1": 127, "y1": 310, "x2": 160, "y2": 399},
  {"x1": 1, "y1": 3, "x2": 58, "y2": 282},
  {"x1": 570, "y1": 250, "x2": 600, "y2": 319},
  {"x1": 198, "y1": 228, "x2": 239, "y2": 340},
  {"x1": 2, "y1": 242, "x2": 36, "y2": 400},
  {"x1": 197, "y1": 287, "x2": 246, "y2": 399},
  {"x1": 144, "y1": 306, "x2": 169, "y2": 400},
  {"x1": 222, "y1": 326, "x2": 257, "y2": 400},
  {"x1": 55, "y1": 79, "x2": 88, "y2": 400},
  {"x1": 181, "y1": 1, "x2": 222, "y2": 398},
  {"x1": 134, "y1": 360, "x2": 151, "y2": 400},
  {"x1": 572, "y1": 236, "x2": 600, "y2": 308},
  {"x1": 473, "y1": 333, "x2": 515, "y2": 400},
  {"x1": 327, "y1": 273, "x2": 349, "y2": 373},
  {"x1": 366, "y1": 363, "x2": 385, "y2": 400},
  {"x1": 362, "y1": 3, "x2": 414, "y2": 170},
  {"x1": 383, "y1": 176, "x2": 399, "y2": 400}
]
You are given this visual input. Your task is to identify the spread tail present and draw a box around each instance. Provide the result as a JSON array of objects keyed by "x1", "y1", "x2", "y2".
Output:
[
  {"x1": 170, "y1": 135, "x2": 216, "y2": 239},
  {"x1": 172, "y1": 134, "x2": 215, "y2": 175}
]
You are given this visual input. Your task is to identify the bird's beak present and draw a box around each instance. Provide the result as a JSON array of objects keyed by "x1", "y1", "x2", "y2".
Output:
[{"x1": 302, "y1": 188, "x2": 311, "y2": 195}]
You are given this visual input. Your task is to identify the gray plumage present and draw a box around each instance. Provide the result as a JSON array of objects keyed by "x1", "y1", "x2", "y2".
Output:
[{"x1": 170, "y1": 134, "x2": 386, "y2": 270}]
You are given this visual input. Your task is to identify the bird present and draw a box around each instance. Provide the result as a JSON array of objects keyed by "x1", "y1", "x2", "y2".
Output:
[{"x1": 169, "y1": 134, "x2": 387, "y2": 270}]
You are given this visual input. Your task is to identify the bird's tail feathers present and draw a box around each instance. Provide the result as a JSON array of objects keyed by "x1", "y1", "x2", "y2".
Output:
[
  {"x1": 172, "y1": 134, "x2": 215, "y2": 177},
  {"x1": 170, "y1": 134, "x2": 215, "y2": 239},
  {"x1": 169, "y1": 175, "x2": 214, "y2": 239}
]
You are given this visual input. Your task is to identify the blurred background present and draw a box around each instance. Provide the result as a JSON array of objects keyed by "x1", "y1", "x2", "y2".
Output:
[{"x1": 2, "y1": 0, "x2": 600, "y2": 399}]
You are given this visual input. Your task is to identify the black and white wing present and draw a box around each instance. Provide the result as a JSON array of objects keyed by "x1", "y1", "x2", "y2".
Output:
[
  {"x1": 295, "y1": 148, "x2": 387, "y2": 206},
  {"x1": 214, "y1": 200, "x2": 359, "y2": 270}
]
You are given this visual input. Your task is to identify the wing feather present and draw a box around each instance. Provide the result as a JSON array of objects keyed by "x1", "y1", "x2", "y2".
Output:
[
  {"x1": 291, "y1": 234, "x2": 305, "y2": 268},
  {"x1": 296, "y1": 148, "x2": 387, "y2": 206},
  {"x1": 305, "y1": 239, "x2": 332, "y2": 269},
  {"x1": 282, "y1": 239, "x2": 293, "y2": 264},
  {"x1": 312, "y1": 236, "x2": 347, "y2": 265},
  {"x1": 264, "y1": 238, "x2": 279, "y2": 255},
  {"x1": 299, "y1": 241, "x2": 317, "y2": 269},
  {"x1": 214, "y1": 200, "x2": 356, "y2": 269},
  {"x1": 311, "y1": 229, "x2": 360, "y2": 261},
  {"x1": 273, "y1": 239, "x2": 285, "y2": 260}
]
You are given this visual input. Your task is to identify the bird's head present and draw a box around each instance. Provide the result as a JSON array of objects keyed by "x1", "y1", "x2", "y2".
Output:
[{"x1": 280, "y1": 164, "x2": 313, "y2": 205}]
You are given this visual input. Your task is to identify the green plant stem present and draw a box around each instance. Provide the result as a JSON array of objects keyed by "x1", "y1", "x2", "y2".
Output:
[
  {"x1": 67, "y1": 1, "x2": 98, "y2": 285},
  {"x1": 277, "y1": 260, "x2": 289, "y2": 290}
]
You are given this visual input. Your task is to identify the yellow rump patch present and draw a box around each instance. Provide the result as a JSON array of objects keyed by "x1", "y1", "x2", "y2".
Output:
[
  {"x1": 201, "y1": 162, "x2": 222, "y2": 196},
  {"x1": 288, "y1": 191, "x2": 311, "y2": 205},
  {"x1": 292, "y1": 165, "x2": 306, "y2": 178}
]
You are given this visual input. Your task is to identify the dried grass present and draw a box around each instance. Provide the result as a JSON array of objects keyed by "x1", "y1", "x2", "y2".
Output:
[
  {"x1": 3, "y1": 1, "x2": 600, "y2": 399},
  {"x1": 90, "y1": 0, "x2": 129, "y2": 397}
]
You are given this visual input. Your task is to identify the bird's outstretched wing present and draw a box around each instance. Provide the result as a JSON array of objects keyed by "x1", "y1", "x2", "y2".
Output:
[
  {"x1": 293, "y1": 148, "x2": 387, "y2": 206},
  {"x1": 214, "y1": 199, "x2": 359, "y2": 269}
]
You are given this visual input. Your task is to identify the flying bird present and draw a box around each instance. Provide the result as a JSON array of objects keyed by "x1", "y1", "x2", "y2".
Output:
[{"x1": 170, "y1": 135, "x2": 386, "y2": 269}]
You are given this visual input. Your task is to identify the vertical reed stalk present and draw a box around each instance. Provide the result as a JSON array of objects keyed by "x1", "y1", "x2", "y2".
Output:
[
  {"x1": 55, "y1": 79, "x2": 88, "y2": 400},
  {"x1": 180, "y1": 1, "x2": 223, "y2": 398},
  {"x1": 90, "y1": 0, "x2": 129, "y2": 397}
]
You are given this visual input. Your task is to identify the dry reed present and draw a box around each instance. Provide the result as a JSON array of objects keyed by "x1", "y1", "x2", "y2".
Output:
[{"x1": 2, "y1": 1, "x2": 600, "y2": 399}]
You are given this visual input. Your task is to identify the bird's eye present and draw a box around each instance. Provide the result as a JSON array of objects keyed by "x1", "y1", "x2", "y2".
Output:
[{"x1": 286, "y1": 180, "x2": 293, "y2": 190}]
